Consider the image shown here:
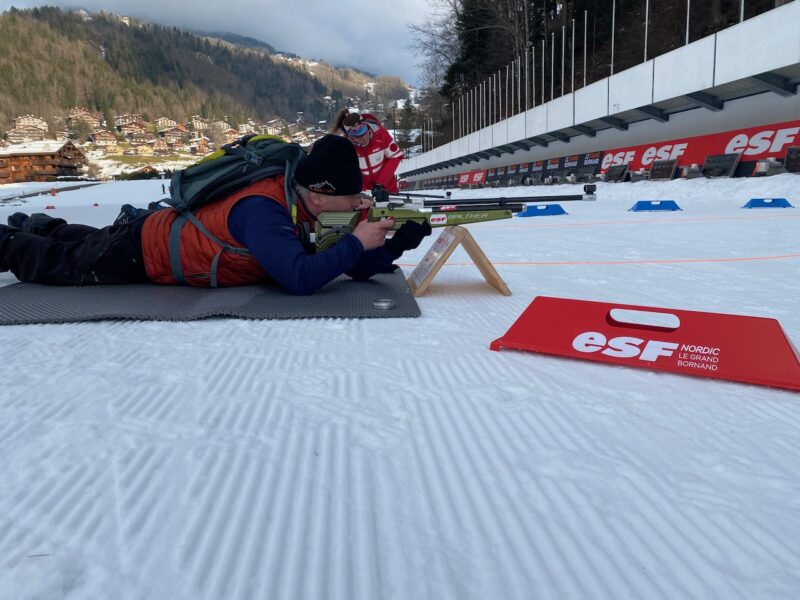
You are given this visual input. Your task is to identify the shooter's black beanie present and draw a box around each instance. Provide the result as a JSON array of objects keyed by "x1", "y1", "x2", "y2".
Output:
[{"x1": 294, "y1": 134, "x2": 362, "y2": 196}]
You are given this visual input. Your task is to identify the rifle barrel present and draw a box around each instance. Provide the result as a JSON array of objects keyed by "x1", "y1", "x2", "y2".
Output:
[
  {"x1": 423, "y1": 194, "x2": 587, "y2": 207},
  {"x1": 435, "y1": 203, "x2": 525, "y2": 213},
  {"x1": 391, "y1": 192, "x2": 447, "y2": 199}
]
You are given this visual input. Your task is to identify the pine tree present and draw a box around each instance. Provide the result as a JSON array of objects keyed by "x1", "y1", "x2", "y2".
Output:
[{"x1": 396, "y1": 98, "x2": 415, "y2": 150}]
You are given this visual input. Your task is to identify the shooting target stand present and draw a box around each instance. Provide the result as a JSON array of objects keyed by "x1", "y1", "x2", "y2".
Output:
[{"x1": 407, "y1": 226, "x2": 511, "y2": 297}]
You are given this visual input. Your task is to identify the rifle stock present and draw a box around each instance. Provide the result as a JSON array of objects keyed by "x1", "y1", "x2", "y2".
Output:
[{"x1": 315, "y1": 205, "x2": 521, "y2": 252}]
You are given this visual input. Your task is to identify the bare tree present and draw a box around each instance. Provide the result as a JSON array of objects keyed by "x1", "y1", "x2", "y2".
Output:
[{"x1": 408, "y1": 0, "x2": 463, "y2": 89}]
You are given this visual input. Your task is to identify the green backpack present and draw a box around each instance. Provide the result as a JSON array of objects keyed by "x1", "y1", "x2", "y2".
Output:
[{"x1": 164, "y1": 134, "x2": 306, "y2": 287}]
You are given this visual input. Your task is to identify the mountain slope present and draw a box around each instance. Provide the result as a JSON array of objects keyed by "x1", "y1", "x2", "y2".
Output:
[{"x1": 0, "y1": 7, "x2": 409, "y2": 131}]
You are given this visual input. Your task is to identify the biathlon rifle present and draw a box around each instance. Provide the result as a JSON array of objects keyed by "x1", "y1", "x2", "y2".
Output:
[{"x1": 315, "y1": 203, "x2": 522, "y2": 252}]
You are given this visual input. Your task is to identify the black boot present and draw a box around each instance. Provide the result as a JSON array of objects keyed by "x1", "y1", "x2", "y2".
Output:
[
  {"x1": 21, "y1": 213, "x2": 67, "y2": 236},
  {"x1": 0, "y1": 224, "x2": 13, "y2": 272},
  {"x1": 6, "y1": 212, "x2": 28, "y2": 230}
]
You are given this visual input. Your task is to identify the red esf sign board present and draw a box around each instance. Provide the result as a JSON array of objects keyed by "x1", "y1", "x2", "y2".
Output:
[
  {"x1": 490, "y1": 296, "x2": 800, "y2": 392},
  {"x1": 458, "y1": 170, "x2": 488, "y2": 185},
  {"x1": 601, "y1": 119, "x2": 800, "y2": 172}
]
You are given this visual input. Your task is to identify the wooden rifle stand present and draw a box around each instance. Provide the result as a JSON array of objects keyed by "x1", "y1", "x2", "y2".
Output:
[{"x1": 407, "y1": 226, "x2": 511, "y2": 297}]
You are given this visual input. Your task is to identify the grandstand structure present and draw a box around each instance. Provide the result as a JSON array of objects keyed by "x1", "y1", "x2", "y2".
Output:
[{"x1": 399, "y1": 2, "x2": 800, "y2": 187}]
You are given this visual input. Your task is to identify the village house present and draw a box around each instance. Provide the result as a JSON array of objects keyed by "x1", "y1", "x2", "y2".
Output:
[
  {"x1": 5, "y1": 128, "x2": 47, "y2": 144},
  {"x1": 66, "y1": 107, "x2": 103, "y2": 130},
  {"x1": 223, "y1": 128, "x2": 238, "y2": 144},
  {"x1": 189, "y1": 116, "x2": 209, "y2": 132},
  {"x1": 115, "y1": 113, "x2": 143, "y2": 129},
  {"x1": 238, "y1": 121, "x2": 256, "y2": 135},
  {"x1": 152, "y1": 138, "x2": 169, "y2": 154},
  {"x1": 136, "y1": 144, "x2": 154, "y2": 157},
  {"x1": 154, "y1": 117, "x2": 177, "y2": 129},
  {"x1": 89, "y1": 130, "x2": 117, "y2": 146},
  {"x1": 264, "y1": 118, "x2": 288, "y2": 136},
  {"x1": 189, "y1": 138, "x2": 210, "y2": 156},
  {"x1": 0, "y1": 140, "x2": 86, "y2": 184},
  {"x1": 210, "y1": 120, "x2": 232, "y2": 132},
  {"x1": 5, "y1": 114, "x2": 49, "y2": 144},
  {"x1": 159, "y1": 125, "x2": 188, "y2": 144},
  {"x1": 14, "y1": 115, "x2": 48, "y2": 131},
  {"x1": 118, "y1": 122, "x2": 147, "y2": 138},
  {"x1": 129, "y1": 130, "x2": 157, "y2": 146}
]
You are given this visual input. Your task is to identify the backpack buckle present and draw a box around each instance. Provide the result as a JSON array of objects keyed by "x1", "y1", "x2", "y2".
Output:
[{"x1": 244, "y1": 151, "x2": 263, "y2": 166}]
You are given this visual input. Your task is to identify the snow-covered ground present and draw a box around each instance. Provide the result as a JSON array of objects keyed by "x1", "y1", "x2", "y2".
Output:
[
  {"x1": 87, "y1": 151, "x2": 197, "y2": 179},
  {"x1": 0, "y1": 174, "x2": 798, "y2": 599}
]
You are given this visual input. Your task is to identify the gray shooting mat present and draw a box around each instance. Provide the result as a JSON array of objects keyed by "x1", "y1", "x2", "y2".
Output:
[{"x1": 0, "y1": 270, "x2": 420, "y2": 325}]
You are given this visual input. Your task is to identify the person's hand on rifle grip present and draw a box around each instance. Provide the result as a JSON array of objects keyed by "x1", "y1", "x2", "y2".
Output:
[
  {"x1": 385, "y1": 220, "x2": 432, "y2": 255},
  {"x1": 353, "y1": 217, "x2": 395, "y2": 250},
  {"x1": 356, "y1": 196, "x2": 374, "y2": 209}
]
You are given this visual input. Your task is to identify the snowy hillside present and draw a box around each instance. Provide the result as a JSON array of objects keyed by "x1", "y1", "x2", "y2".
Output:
[{"x1": 0, "y1": 174, "x2": 798, "y2": 599}]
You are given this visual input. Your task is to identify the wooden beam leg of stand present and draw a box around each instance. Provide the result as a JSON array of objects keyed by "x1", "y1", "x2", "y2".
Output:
[
  {"x1": 407, "y1": 226, "x2": 464, "y2": 297},
  {"x1": 459, "y1": 227, "x2": 511, "y2": 296},
  {"x1": 406, "y1": 226, "x2": 511, "y2": 297}
]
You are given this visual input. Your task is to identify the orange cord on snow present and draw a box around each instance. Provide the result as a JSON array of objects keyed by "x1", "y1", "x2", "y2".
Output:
[{"x1": 397, "y1": 253, "x2": 800, "y2": 268}]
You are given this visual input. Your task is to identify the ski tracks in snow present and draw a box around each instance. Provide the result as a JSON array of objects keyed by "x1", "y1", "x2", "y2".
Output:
[{"x1": 1, "y1": 177, "x2": 800, "y2": 598}]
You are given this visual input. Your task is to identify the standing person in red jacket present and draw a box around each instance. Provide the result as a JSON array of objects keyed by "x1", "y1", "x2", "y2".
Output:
[{"x1": 331, "y1": 109, "x2": 403, "y2": 194}]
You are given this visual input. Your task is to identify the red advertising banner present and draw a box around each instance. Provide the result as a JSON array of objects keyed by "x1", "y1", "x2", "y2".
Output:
[
  {"x1": 469, "y1": 169, "x2": 487, "y2": 184},
  {"x1": 457, "y1": 170, "x2": 487, "y2": 186},
  {"x1": 601, "y1": 119, "x2": 800, "y2": 172},
  {"x1": 491, "y1": 296, "x2": 800, "y2": 392}
]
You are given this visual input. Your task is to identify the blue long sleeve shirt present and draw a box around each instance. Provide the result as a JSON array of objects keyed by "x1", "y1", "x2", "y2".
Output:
[{"x1": 227, "y1": 196, "x2": 400, "y2": 295}]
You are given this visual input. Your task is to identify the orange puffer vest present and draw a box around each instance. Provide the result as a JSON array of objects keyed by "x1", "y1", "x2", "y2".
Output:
[{"x1": 141, "y1": 176, "x2": 296, "y2": 287}]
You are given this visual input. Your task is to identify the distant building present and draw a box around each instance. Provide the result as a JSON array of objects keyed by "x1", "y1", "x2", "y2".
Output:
[
  {"x1": 189, "y1": 138, "x2": 210, "y2": 156},
  {"x1": 129, "y1": 130, "x2": 156, "y2": 145},
  {"x1": 223, "y1": 128, "x2": 238, "y2": 144},
  {"x1": 210, "y1": 120, "x2": 232, "y2": 132},
  {"x1": 264, "y1": 118, "x2": 288, "y2": 136},
  {"x1": 5, "y1": 128, "x2": 46, "y2": 144},
  {"x1": 189, "y1": 116, "x2": 209, "y2": 131},
  {"x1": 5, "y1": 114, "x2": 49, "y2": 144},
  {"x1": 0, "y1": 140, "x2": 86, "y2": 184},
  {"x1": 66, "y1": 107, "x2": 103, "y2": 130},
  {"x1": 14, "y1": 115, "x2": 48, "y2": 131},
  {"x1": 152, "y1": 138, "x2": 169, "y2": 154},
  {"x1": 159, "y1": 127, "x2": 186, "y2": 144},
  {"x1": 155, "y1": 117, "x2": 177, "y2": 129},
  {"x1": 115, "y1": 113, "x2": 143, "y2": 129},
  {"x1": 119, "y1": 122, "x2": 148, "y2": 139},
  {"x1": 238, "y1": 122, "x2": 256, "y2": 135},
  {"x1": 89, "y1": 130, "x2": 117, "y2": 146}
]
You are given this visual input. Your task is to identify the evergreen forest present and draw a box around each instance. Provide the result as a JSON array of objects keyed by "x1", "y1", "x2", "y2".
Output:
[{"x1": 0, "y1": 7, "x2": 410, "y2": 132}]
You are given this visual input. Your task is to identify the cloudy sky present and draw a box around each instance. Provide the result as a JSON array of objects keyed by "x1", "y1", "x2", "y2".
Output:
[{"x1": 0, "y1": 0, "x2": 435, "y2": 85}]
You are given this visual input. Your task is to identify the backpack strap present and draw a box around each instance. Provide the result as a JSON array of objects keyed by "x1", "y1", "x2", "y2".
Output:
[
  {"x1": 168, "y1": 214, "x2": 188, "y2": 285},
  {"x1": 166, "y1": 211, "x2": 253, "y2": 288},
  {"x1": 169, "y1": 170, "x2": 187, "y2": 212},
  {"x1": 284, "y1": 161, "x2": 297, "y2": 224}
]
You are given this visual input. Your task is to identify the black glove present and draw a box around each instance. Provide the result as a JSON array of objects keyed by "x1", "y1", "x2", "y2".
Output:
[
  {"x1": 384, "y1": 220, "x2": 432, "y2": 256},
  {"x1": 371, "y1": 185, "x2": 389, "y2": 204}
]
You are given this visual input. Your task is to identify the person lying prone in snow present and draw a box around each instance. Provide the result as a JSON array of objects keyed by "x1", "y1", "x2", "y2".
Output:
[{"x1": 0, "y1": 135, "x2": 430, "y2": 294}]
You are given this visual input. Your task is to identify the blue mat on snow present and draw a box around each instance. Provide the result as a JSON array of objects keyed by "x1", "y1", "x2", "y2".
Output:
[
  {"x1": 516, "y1": 203, "x2": 567, "y2": 217},
  {"x1": 742, "y1": 198, "x2": 793, "y2": 209},
  {"x1": 629, "y1": 200, "x2": 682, "y2": 212}
]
